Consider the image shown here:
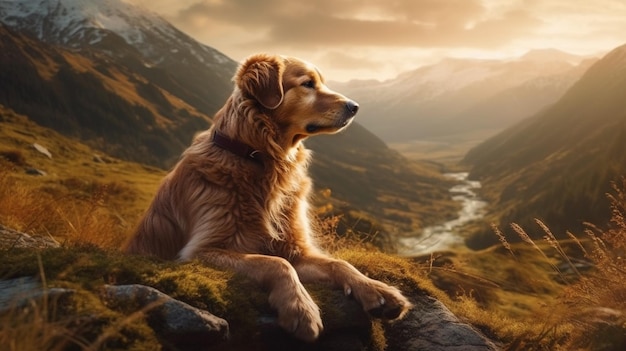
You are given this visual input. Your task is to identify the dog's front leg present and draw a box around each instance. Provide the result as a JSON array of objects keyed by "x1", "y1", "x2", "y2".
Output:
[
  {"x1": 293, "y1": 254, "x2": 411, "y2": 320},
  {"x1": 195, "y1": 250, "x2": 323, "y2": 342}
]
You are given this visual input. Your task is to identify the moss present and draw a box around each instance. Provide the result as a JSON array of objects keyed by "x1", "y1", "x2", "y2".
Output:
[
  {"x1": 1, "y1": 245, "x2": 444, "y2": 350},
  {"x1": 0, "y1": 246, "x2": 278, "y2": 349},
  {"x1": 0, "y1": 277, "x2": 161, "y2": 350},
  {"x1": 0, "y1": 246, "x2": 223, "y2": 349},
  {"x1": 335, "y1": 249, "x2": 431, "y2": 298}
]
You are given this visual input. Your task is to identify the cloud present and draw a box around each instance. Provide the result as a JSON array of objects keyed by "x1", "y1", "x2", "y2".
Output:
[
  {"x1": 127, "y1": 0, "x2": 626, "y2": 80},
  {"x1": 167, "y1": 0, "x2": 540, "y2": 50},
  {"x1": 316, "y1": 51, "x2": 382, "y2": 71}
]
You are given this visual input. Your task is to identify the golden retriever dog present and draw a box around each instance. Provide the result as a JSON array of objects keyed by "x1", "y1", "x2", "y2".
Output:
[{"x1": 125, "y1": 53, "x2": 411, "y2": 342}]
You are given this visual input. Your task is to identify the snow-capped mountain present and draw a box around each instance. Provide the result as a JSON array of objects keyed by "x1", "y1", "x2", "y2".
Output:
[
  {"x1": 0, "y1": 0, "x2": 238, "y2": 118},
  {"x1": 0, "y1": 0, "x2": 232, "y2": 71},
  {"x1": 332, "y1": 50, "x2": 597, "y2": 143},
  {"x1": 0, "y1": 0, "x2": 240, "y2": 165}
]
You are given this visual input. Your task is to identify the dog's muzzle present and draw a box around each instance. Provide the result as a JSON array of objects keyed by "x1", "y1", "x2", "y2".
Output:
[{"x1": 345, "y1": 100, "x2": 359, "y2": 117}]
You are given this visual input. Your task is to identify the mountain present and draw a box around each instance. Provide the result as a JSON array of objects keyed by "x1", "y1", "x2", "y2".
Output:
[
  {"x1": 0, "y1": 0, "x2": 457, "y2": 238},
  {"x1": 333, "y1": 51, "x2": 596, "y2": 148},
  {"x1": 519, "y1": 48, "x2": 588, "y2": 64},
  {"x1": 462, "y1": 43, "x2": 626, "y2": 249},
  {"x1": 0, "y1": 0, "x2": 237, "y2": 166},
  {"x1": 0, "y1": 0, "x2": 236, "y2": 116},
  {"x1": 0, "y1": 24, "x2": 213, "y2": 167}
]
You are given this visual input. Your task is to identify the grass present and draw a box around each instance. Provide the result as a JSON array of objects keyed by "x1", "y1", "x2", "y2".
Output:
[
  {"x1": 428, "y1": 178, "x2": 626, "y2": 350},
  {"x1": 0, "y1": 107, "x2": 164, "y2": 248}
]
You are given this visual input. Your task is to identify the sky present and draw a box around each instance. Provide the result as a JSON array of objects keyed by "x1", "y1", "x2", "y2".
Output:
[{"x1": 127, "y1": 0, "x2": 626, "y2": 82}]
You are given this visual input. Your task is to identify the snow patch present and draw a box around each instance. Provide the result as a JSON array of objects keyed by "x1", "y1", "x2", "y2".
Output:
[{"x1": 0, "y1": 0, "x2": 234, "y2": 70}]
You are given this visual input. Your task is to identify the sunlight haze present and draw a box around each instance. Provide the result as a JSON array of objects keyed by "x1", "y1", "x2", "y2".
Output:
[{"x1": 126, "y1": 0, "x2": 626, "y2": 81}]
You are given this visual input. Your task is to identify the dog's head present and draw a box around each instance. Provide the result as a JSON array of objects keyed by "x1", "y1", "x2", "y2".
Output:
[{"x1": 235, "y1": 53, "x2": 358, "y2": 146}]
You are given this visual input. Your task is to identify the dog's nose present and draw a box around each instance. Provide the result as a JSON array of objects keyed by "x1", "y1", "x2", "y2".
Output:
[{"x1": 345, "y1": 100, "x2": 359, "y2": 116}]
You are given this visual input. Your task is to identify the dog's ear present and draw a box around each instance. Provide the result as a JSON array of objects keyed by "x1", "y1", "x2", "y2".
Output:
[{"x1": 235, "y1": 54, "x2": 285, "y2": 109}]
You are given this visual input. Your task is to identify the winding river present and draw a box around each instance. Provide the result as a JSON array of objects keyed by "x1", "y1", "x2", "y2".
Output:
[{"x1": 398, "y1": 172, "x2": 487, "y2": 256}]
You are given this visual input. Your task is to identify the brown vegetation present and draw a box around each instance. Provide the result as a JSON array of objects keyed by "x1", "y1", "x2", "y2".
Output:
[{"x1": 436, "y1": 178, "x2": 626, "y2": 350}]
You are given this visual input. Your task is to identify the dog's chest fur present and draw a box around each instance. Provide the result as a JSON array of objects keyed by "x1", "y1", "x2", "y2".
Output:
[{"x1": 257, "y1": 146, "x2": 313, "y2": 254}]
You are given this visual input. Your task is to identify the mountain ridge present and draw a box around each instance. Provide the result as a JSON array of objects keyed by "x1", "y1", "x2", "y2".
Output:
[
  {"x1": 0, "y1": 0, "x2": 232, "y2": 67},
  {"x1": 332, "y1": 51, "x2": 597, "y2": 152},
  {"x1": 463, "y1": 42, "x2": 626, "y2": 248}
]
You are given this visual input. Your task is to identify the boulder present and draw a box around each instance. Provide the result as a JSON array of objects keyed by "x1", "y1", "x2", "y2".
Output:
[
  {"x1": 0, "y1": 224, "x2": 59, "y2": 249},
  {"x1": 32, "y1": 143, "x2": 52, "y2": 159},
  {"x1": 386, "y1": 296, "x2": 500, "y2": 350},
  {"x1": 0, "y1": 276, "x2": 74, "y2": 313},
  {"x1": 102, "y1": 284, "x2": 230, "y2": 349}
]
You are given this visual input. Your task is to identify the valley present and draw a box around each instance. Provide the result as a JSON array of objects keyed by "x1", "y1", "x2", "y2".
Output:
[
  {"x1": 398, "y1": 172, "x2": 487, "y2": 256},
  {"x1": 388, "y1": 128, "x2": 500, "y2": 163}
]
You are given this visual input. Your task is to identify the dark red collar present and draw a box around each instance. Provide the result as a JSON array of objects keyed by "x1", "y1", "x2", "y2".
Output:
[{"x1": 212, "y1": 130, "x2": 263, "y2": 165}]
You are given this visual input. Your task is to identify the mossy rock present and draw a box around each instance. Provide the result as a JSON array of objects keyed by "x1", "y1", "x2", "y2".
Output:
[{"x1": 0, "y1": 245, "x2": 436, "y2": 350}]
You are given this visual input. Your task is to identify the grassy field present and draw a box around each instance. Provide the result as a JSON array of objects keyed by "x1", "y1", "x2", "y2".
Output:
[{"x1": 388, "y1": 128, "x2": 500, "y2": 164}]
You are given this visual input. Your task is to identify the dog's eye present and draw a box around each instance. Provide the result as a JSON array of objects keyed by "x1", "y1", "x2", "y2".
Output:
[{"x1": 301, "y1": 80, "x2": 316, "y2": 89}]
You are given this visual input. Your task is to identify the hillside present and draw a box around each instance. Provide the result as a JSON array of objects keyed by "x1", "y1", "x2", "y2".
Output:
[
  {"x1": 307, "y1": 123, "x2": 457, "y2": 234},
  {"x1": 3, "y1": 103, "x2": 626, "y2": 351},
  {"x1": 463, "y1": 43, "x2": 626, "y2": 248},
  {"x1": 0, "y1": 25, "x2": 212, "y2": 167},
  {"x1": 0, "y1": 0, "x2": 236, "y2": 116},
  {"x1": 0, "y1": 104, "x2": 166, "y2": 247}
]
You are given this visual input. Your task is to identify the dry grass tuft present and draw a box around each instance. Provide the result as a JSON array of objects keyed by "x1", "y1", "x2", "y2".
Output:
[
  {"x1": 0, "y1": 169, "x2": 129, "y2": 249},
  {"x1": 490, "y1": 177, "x2": 626, "y2": 350}
]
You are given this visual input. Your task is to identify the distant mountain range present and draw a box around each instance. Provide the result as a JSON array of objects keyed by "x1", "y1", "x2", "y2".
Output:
[
  {"x1": 0, "y1": 0, "x2": 456, "y2": 238},
  {"x1": 463, "y1": 43, "x2": 626, "y2": 249},
  {"x1": 333, "y1": 50, "x2": 597, "y2": 146}
]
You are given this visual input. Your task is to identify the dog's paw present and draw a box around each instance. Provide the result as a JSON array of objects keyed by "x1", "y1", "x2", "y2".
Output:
[
  {"x1": 275, "y1": 288, "x2": 323, "y2": 342},
  {"x1": 278, "y1": 297, "x2": 323, "y2": 342},
  {"x1": 347, "y1": 279, "x2": 411, "y2": 320}
]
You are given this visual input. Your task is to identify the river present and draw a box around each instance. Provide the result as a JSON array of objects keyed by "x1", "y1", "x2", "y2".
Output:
[{"x1": 398, "y1": 172, "x2": 487, "y2": 256}]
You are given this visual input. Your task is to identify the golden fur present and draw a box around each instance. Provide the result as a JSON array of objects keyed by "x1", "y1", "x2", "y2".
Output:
[{"x1": 125, "y1": 54, "x2": 410, "y2": 341}]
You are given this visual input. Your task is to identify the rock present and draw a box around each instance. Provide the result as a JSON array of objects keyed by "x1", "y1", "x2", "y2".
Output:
[
  {"x1": 0, "y1": 276, "x2": 74, "y2": 313},
  {"x1": 92, "y1": 154, "x2": 112, "y2": 163},
  {"x1": 0, "y1": 224, "x2": 59, "y2": 249},
  {"x1": 102, "y1": 284, "x2": 230, "y2": 348},
  {"x1": 32, "y1": 143, "x2": 52, "y2": 159},
  {"x1": 0, "y1": 276, "x2": 40, "y2": 312},
  {"x1": 25, "y1": 167, "x2": 47, "y2": 176},
  {"x1": 254, "y1": 289, "x2": 374, "y2": 351},
  {"x1": 385, "y1": 295, "x2": 500, "y2": 350},
  {"x1": 206, "y1": 287, "x2": 499, "y2": 351}
]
